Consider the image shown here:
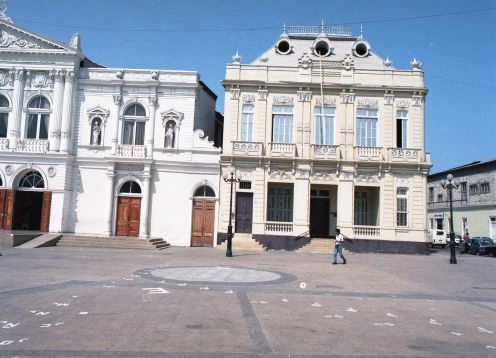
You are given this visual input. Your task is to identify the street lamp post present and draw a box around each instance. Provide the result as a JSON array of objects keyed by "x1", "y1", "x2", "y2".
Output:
[
  {"x1": 223, "y1": 167, "x2": 241, "y2": 257},
  {"x1": 440, "y1": 173, "x2": 460, "y2": 264}
]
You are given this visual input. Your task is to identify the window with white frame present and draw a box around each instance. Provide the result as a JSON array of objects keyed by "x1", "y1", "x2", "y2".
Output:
[
  {"x1": 354, "y1": 191, "x2": 368, "y2": 225},
  {"x1": 122, "y1": 103, "x2": 146, "y2": 145},
  {"x1": 0, "y1": 95, "x2": 9, "y2": 138},
  {"x1": 267, "y1": 184, "x2": 293, "y2": 222},
  {"x1": 272, "y1": 105, "x2": 293, "y2": 143},
  {"x1": 480, "y1": 182, "x2": 490, "y2": 194},
  {"x1": 396, "y1": 110, "x2": 408, "y2": 148},
  {"x1": 315, "y1": 107, "x2": 335, "y2": 145},
  {"x1": 397, "y1": 188, "x2": 408, "y2": 226},
  {"x1": 356, "y1": 108, "x2": 378, "y2": 147},
  {"x1": 26, "y1": 96, "x2": 50, "y2": 139},
  {"x1": 241, "y1": 104, "x2": 254, "y2": 142}
]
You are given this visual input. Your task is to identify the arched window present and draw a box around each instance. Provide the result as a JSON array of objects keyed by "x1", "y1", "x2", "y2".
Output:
[
  {"x1": 0, "y1": 94, "x2": 9, "y2": 138},
  {"x1": 122, "y1": 103, "x2": 146, "y2": 145},
  {"x1": 27, "y1": 96, "x2": 50, "y2": 139},
  {"x1": 194, "y1": 185, "x2": 215, "y2": 197},
  {"x1": 91, "y1": 117, "x2": 102, "y2": 145},
  {"x1": 119, "y1": 180, "x2": 142, "y2": 195},
  {"x1": 19, "y1": 170, "x2": 44, "y2": 189}
]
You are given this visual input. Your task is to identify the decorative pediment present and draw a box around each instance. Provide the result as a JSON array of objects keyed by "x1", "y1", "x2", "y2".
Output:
[
  {"x1": 87, "y1": 106, "x2": 110, "y2": 125},
  {"x1": 161, "y1": 109, "x2": 184, "y2": 127},
  {"x1": 0, "y1": 20, "x2": 80, "y2": 55}
]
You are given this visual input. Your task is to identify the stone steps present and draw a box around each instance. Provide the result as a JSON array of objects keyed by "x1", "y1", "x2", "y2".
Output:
[
  {"x1": 57, "y1": 235, "x2": 170, "y2": 250},
  {"x1": 296, "y1": 238, "x2": 335, "y2": 253},
  {"x1": 217, "y1": 233, "x2": 266, "y2": 251}
]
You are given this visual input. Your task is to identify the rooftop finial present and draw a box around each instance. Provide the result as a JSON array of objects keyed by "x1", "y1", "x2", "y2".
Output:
[
  {"x1": 321, "y1": 19, "x2": 325, "y2": 33},
  {"x1": 283, "y1": 22, "x2": 287, "y2": 34},
  {"x1": 232, "y1": 50, "x2": 242, "y2": 64},
  {"x1": 0, "y1": 0, "x2": 12, "y2": 22},
  {"x1": 359, "y1": 24, "x2": 364, "y2": 39}
]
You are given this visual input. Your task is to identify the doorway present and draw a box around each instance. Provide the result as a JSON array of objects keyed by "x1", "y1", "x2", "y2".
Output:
[
  {"x1": 191, "y1": 199, "x2": 215, "y2": 247},
  {"x1": 115, "y1": 196, "x2": 141, "y2": 236},
  {"x1": 235, "y1": 192, "x2": 253, "y2": 233},
  {"x1": 310, "y1": 197, "x2": 329, "y2": 237}
]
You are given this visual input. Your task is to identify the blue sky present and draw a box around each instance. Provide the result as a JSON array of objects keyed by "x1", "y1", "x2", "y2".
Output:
[{"x1": 6, "y1": 0, "x2": 496, "y2": 173}]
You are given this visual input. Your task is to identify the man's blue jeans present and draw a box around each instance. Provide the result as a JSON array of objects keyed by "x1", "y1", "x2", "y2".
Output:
[{"x1": 333, "y1": 244, "x2": 346, "y2": 263}]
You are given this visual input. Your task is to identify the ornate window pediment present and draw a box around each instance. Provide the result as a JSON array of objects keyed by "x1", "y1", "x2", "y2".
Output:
[
  {"x1": 87, "y1": 106, "x2": 110, "y2": 125},
  {"x1": 161, "y1": 109, "x2": 184, "y2": 128},
  {"x1": 161, "y1": 109, "x2": 184, "y2": 149}
]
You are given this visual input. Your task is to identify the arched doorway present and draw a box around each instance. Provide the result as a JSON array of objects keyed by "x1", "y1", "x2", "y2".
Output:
[
  {"x1": 191, "y1": 185, "x2": 216, "y2": 247},
  {"x1": 6, "y1": 170, "x2": 52, "y2": 231},
  {"x1": 115, "y1": 180, "x2": 142, "y2": 237}
]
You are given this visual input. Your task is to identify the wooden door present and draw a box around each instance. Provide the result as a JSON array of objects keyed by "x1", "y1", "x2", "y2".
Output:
[
  {"x1": 116, "y1": 196, "x2": 141, "y2": 237},
  {"x1": 3, "y1": 189, "x2": 15, "y2": 230},
  {"x1": 191, "y1": 199, "x2": 215, "y2": 247},
  {"x1": 0, "y1": 189, "x2": 6, "y2": 229},
  {"x1": 40, "y1": 191, "x2": 52, "y2": 232},
  {"x1": 310, "y1": 197, "x2": 330, "y2": 238},
  {"x1": 235, "y1": 192, "x2": 253, "y2": 233}
]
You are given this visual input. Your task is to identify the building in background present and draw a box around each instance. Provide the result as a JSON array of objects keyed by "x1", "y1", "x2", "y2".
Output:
[
  {"x1": 0, "y1": 15, "x2": 221, "y2": 247},
  {"x1": 427, "y1": 159, "x2": 496, "y2": 241},
  {"x1": 219, "y1": 25, "x2": 432, "y2": 253}
]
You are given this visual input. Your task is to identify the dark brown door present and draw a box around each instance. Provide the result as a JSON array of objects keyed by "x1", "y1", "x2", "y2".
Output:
[
  {"x1": 191, "y1": 199, "x2": 215, "y2": 247},
  {"x1": 0, "y1": 189, "x2": 6, "y2": 229},
  {"x1": 235, "y1": 192, "x2": 253, "y2": 233},
  {"x1": 310, "y1": 197, "x2": 330, "y2": 238},
  {"x1": 40, "y1": 191, "x2": 52, "y2": 232},
  {"x1": 3, "y1": 190, "x2": 15, "y2": 230},
  {"x1": 116, "y1": 196, "x2": 141, "y2": 237}
]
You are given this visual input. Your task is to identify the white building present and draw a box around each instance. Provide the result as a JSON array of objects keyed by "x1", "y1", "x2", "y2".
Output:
[
  {"x1": 0, "y1": 16, "x2": 221, "y2": 247},
  {"x1": 219, "y1": 25, "x2": 432, "y2": 254}
]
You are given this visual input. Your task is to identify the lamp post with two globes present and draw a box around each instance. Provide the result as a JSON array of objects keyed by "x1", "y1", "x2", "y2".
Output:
[
  {"x1": 440, "y1": 173, "x2": 460, "y2": 264},
  {"x1": 222, "y1": 167, "x2": 241, "y2": 257}
]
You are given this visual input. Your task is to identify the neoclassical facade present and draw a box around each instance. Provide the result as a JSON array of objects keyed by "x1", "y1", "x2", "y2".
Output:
[
  {"x1": 219, "y1": 25, "x2": 432, "y2": 253},
  {"x1": 0, "y1": 17, "x2": 221, "y2": 247}
]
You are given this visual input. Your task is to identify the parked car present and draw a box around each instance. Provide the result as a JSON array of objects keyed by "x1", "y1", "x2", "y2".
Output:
[
  {"x1": 429, "y1": 229, "x2": 447, "y2": 247},
  {"x1": 468, "y1": 237, "x2": 496, "y2": 256}
]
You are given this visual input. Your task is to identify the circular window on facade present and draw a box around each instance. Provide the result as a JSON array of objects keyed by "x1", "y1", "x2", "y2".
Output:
[
  {"x1": 120, "y1": 180, "x2": 142, "y2": 195},
  {"x1": 19, "y1": 170, "x2": 44, "y2": 189},
  {"x1": 194, "y1": 185, "x2": 215, "y2": 197},
  {"x1": 313, "y1": 39, "x2": 332, "y2": 57},
  {"x1": 275, "y1": 39, "x2": 292, "y2": 55}
]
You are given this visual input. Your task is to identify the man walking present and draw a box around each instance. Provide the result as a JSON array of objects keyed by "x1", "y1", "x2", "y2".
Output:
[{"x1": 333, "y1": 228, "x2": 347, "y2": 264}]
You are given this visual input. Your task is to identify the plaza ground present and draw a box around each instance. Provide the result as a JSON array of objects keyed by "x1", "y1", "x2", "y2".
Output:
[{"x1": 0, "y1": 245, "x2": 495, "y2": 357}]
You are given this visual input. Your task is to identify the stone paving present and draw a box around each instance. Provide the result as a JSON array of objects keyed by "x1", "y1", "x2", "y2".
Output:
[{"x1": 0, "y1": 246, "x2": 495, "y2": 357}]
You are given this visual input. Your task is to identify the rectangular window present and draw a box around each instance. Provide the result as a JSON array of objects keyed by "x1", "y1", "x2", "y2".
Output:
[
  {"x1": 480, "y1": 182, "x2": 490, "y2": 193},
  {"x1": 314, "y1": 107, "x2": 335, "y2": 145},
  {"x1": 272, "y1": 106, "x2": 293, "y2": 143},
  {"x1": 354, "y1": 191, "x2": 368, "y2": 225},
  {"x1": 437, "y1": 193, "x2": 443, "y2": 202},
  {"x1": 397, "y1": 188, "x2": 408, "y2": 226},
  {"x1": 0, "y1": 113, "x2": 7, "y2": 138},
  {"x1": 469, "y1": 184, "x2": 478, "y2": 195},
  {"x1": 26, "y1": 113, "x2": 48, "y2": 139},
  {"x1": 357, "y1": 108, "x2": 378, "y2": 147},
  {"x1": 267, "y1": 184, "x2": 293, "y2": 222},
  {"x1": 241, "y1": 104, "x2": 254, "y2": 142},
  {"x1": 396, "y1": 110, "x2": 408, "y2": 148},
  {"x1": 460, "y1": 182, "x2": 467, "y2": 200},
  {"x1": 428, "y1": 187, "x2": 434, "y2": 204},
  {"x1": 122, "y1": 121, "x2": 145, "y2": 145},
  {"x1": 26, "y1": 114, "x2": 38, "y2": 139}
]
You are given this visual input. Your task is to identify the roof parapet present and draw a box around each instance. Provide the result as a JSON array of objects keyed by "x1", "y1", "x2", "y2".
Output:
[{"x1": 286, "y1": 25, "x2": 352, "y2": 37}]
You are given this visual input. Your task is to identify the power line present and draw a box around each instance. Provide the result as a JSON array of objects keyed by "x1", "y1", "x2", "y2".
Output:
[
  {"x1": 15, "y1": 6, "x2": 496, "y2": 33},
  {"x1": 427, "y1": 74, "x2": 496, "y2": 90}
]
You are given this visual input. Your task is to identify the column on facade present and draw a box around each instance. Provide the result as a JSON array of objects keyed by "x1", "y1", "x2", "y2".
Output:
[
  {"x1": 336, "y1": 175, "x2": 354, "y2": 236},
  {"x1": 48, "y1": 70, "x2": 65, "y2": 152},
  {"x1": 293, "y1": 172, "x2": 310, "y2": 235},
  {"x1": 60, "y1": 70, "x2": 75, "y2": 152},
  {"x1": 144, "y1": 95, "x2": 157, "y2": 157},
  {"x1": 105, "y1": 167, "x2": 115, "y2": 236},
  {"x1": 7, "y1": 68, "x2": 25, "y2": 150},
  {"x1": 139, "y1": 166, "x2": 151, "y2": 238},
  {"x1": 111, "y1": 93, "x2": 122, "y2": 155}
]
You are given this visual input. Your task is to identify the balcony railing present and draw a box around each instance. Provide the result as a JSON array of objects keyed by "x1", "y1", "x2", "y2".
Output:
[
  {"x1": 17, "y1": 139, "x2": 49, "y2": 153},
  {"x1": 232, "y1": 141, "x2": 263, "y2": 156},
  {"x1": 116, "y1": 145, "x2": 146, "y2": 158},
  {"x1": 389, "y1": 148, "x2": 421, "y2": 162},
  {"x1": 265, "y1": 222, "x2": 294, "y2": 232},
  {"x1": 0, "y1": 138, "x2": 8, "y2": 150},
  {"x1": 311, "y1": 144, "x2": 339, "y2": 160},
  {"x1": 268, "y1": 143, "x2": 296, "y2": 158},
  {"x1": 353, "y1": 225, "x2": 380, "y2": 237},
  {"x1": 354, "y1": 146, "x2": 383, "y2": 161}
]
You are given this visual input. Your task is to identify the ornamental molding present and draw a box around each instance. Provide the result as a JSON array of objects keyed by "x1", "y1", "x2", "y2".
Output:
[
  {"x1": 5, "y1": 165, "x2": 13, "y2": 175},
  {"x1": 257, "y1": 90, "x2": 268, "y2": 101},
  {"x1": 312, "y1": 171, "x2": 336, "y2": 182},
  {"x1": 340, "y1": 93, "x2": 355, "y2": 104},
  {"x1": 357, "y1": 98, "x2": 379, "y2": 108},
  {"x1": 295, "y1": 170, "x2": 310, "y2": 179},
  {"x1": 31, "y1": 71, "x2": 52, "y2": 88},
  {"x1": 395, "y1": 175, "x2": 411, "y2": 185},
  {"x1": 356, "y1": 174, "x2": 379, "y2": 184},
  {"x1": 396, "y1": 100, "x2": 410, "y2": 109},
  {"x1": 0, "y1": 30, "x2": 41, "y2": 49},
  {"x1": 384, "y1": 94, "x2": 394, "y2": 105},
  {"x1": 273, "y1": 96, "x2": 294, "y2": 105},
  {"x1": 342, "y1": 53, "x2": 354, "y2": 71},
  {"x1": 0, "y1": 69, "x2": 9, "y2": 86},
  {"x1": 412, "y1": 95, "x2": 423, "y2": 107},
  {"x1": 161, "y1": 108, "x2": 184, "y2": 127},
  {"x1": 297, "y1": 91, "x2": 312, "y2": 102},
  {"x1": 61, "y1": 131, "x2": 71, "y2": 139},
  {"x1": 242, "y1": 94, "x2": 256, "y2": 103},
  {"x1": 87, "y1": 106, "x2": 110, "y2": 125},
  {"x1": 391, "y1": 148, "x2": 419, "y2": 159},
  {"x1": 315, "y1": 96, "x2": 336, "y2": 106},
  {"x1": 230, "y1": 89, "x2": 240, "y2": 100},
  {"x1": 113, "y1": 95, "x2": 122, "y2": 105},
  {"x1": 338, "y1": 170, "x2": 354, "y2": 181},
  {"x1": 298, "y1": 53, "x2": 312, "y2": 69},
  {"x1": 269, "y1": 169, "x2": 293, "y2": 180}
]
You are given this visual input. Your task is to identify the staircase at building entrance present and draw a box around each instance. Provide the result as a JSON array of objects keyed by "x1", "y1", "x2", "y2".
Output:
[{"x1": 57, "y1": 235, "x2": 170, "y2": 250}]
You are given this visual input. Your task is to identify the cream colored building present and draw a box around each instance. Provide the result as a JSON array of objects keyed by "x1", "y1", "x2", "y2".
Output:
[{"x1": 219, "y1": 25, "x2": 432, "y2": 253}]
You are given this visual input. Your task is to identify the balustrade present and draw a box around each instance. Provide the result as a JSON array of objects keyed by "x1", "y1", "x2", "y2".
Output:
[
  {"x1": 268, "y1": 142, "x2": 296, "y2": 158},
  {"x1": 17, "y1": 139, "x2": 49, "y2": 153},
  {"x1": 116, "y1": 144, "x2": 146, "y2": 158},
  {"x1": 353, "y1": 225, "x2": 380, "y2": 237},
  {"x1": 265, "y1": 222, "x2": 293, "y2": 232},
  {"x1": 232, "y1": 141, "x2": 263, "y2": 156}
]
